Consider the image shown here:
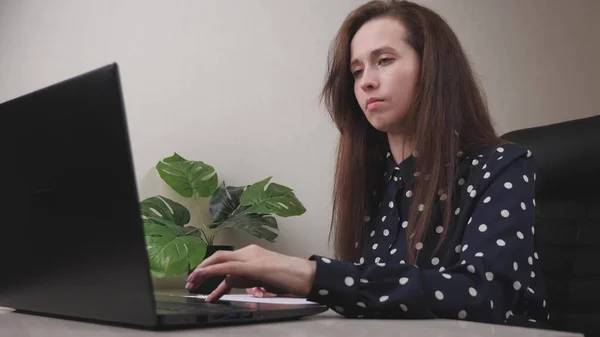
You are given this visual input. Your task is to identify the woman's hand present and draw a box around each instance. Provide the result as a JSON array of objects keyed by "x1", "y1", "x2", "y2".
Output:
[{"x1": 186, "y1": 244, "x2": 316, "y2": 302}]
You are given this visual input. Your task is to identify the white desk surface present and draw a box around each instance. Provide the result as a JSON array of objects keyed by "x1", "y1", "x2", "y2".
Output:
[{"x1": 0, "y1": 291, "x2": 583, "y2": 337}]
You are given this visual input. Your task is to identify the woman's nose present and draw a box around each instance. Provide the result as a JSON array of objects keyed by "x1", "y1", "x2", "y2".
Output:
[{"x1": 359, "y1": 69, "x2": 379, "y2": 91}]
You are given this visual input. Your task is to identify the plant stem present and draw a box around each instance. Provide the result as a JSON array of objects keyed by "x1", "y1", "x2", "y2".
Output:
[
  {"x1": 186, "y1": 227, "x2": 210, "y2": 243},
  {"x1": 194, "y1": 196, "x2": 213, "y2": 245}
]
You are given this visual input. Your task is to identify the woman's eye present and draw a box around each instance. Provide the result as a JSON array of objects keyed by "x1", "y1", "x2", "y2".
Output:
[
  {"x1": 378, "y1": 58, "x2": 393, "y2": 66},
  {"x1": 352, "y1": 69, "x2": 363, "y2": 78}
]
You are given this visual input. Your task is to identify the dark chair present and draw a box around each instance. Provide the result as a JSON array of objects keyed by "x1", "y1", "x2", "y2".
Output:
[{"x1": 502, "y1": 114, "x2": 600, "y2": 336}]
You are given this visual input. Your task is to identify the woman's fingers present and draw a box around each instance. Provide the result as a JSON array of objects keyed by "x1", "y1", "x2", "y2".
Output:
[
  {"x1": 187, "y1": 261, "x2": 252, "y2": 287},
  {"x1": 206, "y1": 280, "x2": 231, "y2": 303}
]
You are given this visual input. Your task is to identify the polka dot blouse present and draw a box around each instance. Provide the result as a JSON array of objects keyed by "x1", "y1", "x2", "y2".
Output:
[{"x1": 307, "y1": 144, "x2": 550, "y2": 328}]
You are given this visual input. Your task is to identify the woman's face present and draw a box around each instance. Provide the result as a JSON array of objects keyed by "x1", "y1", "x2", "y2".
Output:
[{"x1": 350, "y1": 17, "x2": 420, "y2": 134}]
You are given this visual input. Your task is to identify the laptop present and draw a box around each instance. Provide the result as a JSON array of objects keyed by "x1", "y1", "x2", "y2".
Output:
[{"x1": 0, "y1": 63, "x2": 328, "y2": 329}]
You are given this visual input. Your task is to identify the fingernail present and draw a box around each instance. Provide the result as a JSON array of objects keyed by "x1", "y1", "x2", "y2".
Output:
[
  {"x1": 256, "y1": 291, "x2": 263, "y2": 298},
  {"x1": 185, "y1": 282, "x2": 192, "y2": 289}
]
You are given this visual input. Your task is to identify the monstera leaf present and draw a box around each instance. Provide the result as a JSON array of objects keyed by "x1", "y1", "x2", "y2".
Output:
[
  {"x1": 217, "y1": 208, "x2": 280, "y2": 242},
  {"x1": 140, "y1": 196, "x2": 190, "y2": 227},
  {"x1": 144, "y1": 222, "x2": 207, "y2": 277},
  {"x1": 240, "y1": 177, "x2": 306, "y2": 217},
  {"x1": 209, "y1": 182, "x2": 246, "y2": 224},
  {"x1": 156, "y1": 153, "x2": 218, "y2": 198}
]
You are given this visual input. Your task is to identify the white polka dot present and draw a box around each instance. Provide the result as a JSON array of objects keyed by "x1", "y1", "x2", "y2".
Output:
[
  {"x1": 334, "y1": 306, "x2": 344, "y2": 313},
  {"x1": 484, "y1": 172, "x2": 491, "y2": 179},
  {"x1": 461, "y1": 260, "x2": 466, "y2": 265},
  {"x1": 415, "y1": 242, "x2": 424, "y2": 250},
  {"x1": 467, "y1": 186, "x2": 474, "y2": 194},
  {"x1": 475, "y1": 252, "x2": 484, "y2": 257},
  {"x1": 406, "y1": 190, "x2": 413, "y2": 198},
  {"x1": 482, "y1": 164, "x2": 487, "y2": 169},
  {"x1": 440, "y1": 194, "x2": 448, "y2": 201},
  {"x1": 534, "y1": 173, "x2": 537, "y2": 181},
  {"x1": 375, "y1": 257, "x2": 381, "y2": 264},
  {"x1": 393, "y1": 176, "x2": 398, "y2": 181},
  {"x1": 469, "y1": 287, "x2": 477, "y2": 297},
  {"x1": 527, "y1": 150, "x2": 532, "y2": 157},
  {"x1": 364, "y1": 216, "x2": 371, "y2": 222},
  {"x1": 517, "y1": 231, "x2": 524, "y2": 239},
  {"x1": 376, "y1": 262, "x2": 385, "y2": 267},
  {"x1": 370, "y1": 230, "x2": 375, "y2": 237},
  {"x1": 439, "y1": 266, "x2": 445, "y2": 272},
  {"x1": 484, "y1": 196, "x2": 491, "y2": 203},
  {"x1": 388, "y1": 201, "x2": 394, "y2": 208},
  {"x1": 513, "y1": 262, "x2": 518, "y2": 271},
  {"x1": 506, "y1": 310, "x2": 512, "y2": 319},
  {"x1": 498, "y1": 156, "x2": 504, "y2": 160},
  {"x1": 534, "y1": 252, "x2": 539, "y2": 259},
  {"x1": 472, "y1": 159, "x2": 479, "y2": 166},
  {"x1": 528, "y1": 287, "x2": 535, "y2": 294},
  {"x1": 543, "y1": 300, "x2": 546, "y2": 307},
  {"x1": 486, "y1": 272, "x2": 494, "y2": 281},
  {"x1": 531, "y1": 271, "x2": 535, "y2": 278},
  {"x1": 467, "y1": 265, "x2": 475, "y2": 273},
  {"x1": 402, "y1": 221, "x2": 408, "y2": 228},
  {"x1": 462, "y1": 244, "x2": 469, "y2": 252},
  {"x1": 383, "y1": 229, "x2": 390, "y2": 236},
  {"x1": 379, "y1": 295, "x2": 389, "y2": 302},
  {"x1": 435, "y1": 291, "x2": 444, "y2": 300},
  {"x1": 479, "y1": 224, "x2": 487, "y2": 232},
  {"x1": 442, "y1": 273, "x2": 452, "y2": 279},
  {"x1": 504, "y1": 182, "x2": 513, "y2": 189},
  {"x1": 400, "y1": 304, "x2": 408, "y2": 312},
  {"x1": 322, "y1": 257, "x2": 331, "y2": 263},
  {"x1": 532, "y1": 226, "x2": 535, "y2": 235},
  {"x1": 528, "y1": 256, "x2": 533, "y2": 265},
  {"x1": 497, "y1": 147, "x2": 505, "y2": 153},
  {"x1": 455, "y1": 207, "x2": 461, "y2": 215},
  {"x1": 355, "y1": 242, "x2": 359, "y2": 249},
  {"x1": 399, "y1": 277, "x2": 409, "y2": 285},
  {"x1": 501, "y1": 210, "x2": 510, "y2": 218},
  {"x1": 533, "y1": 199, "x2": 536, "y2": 207},
  {"x1": 458, "y1": 178, "x2": 465, "y2": 186},
  {"x1": 436, "y1": 226, "x2": 444, "y2": 234},
  {"x1": 470, "y1": 190, "x2": 477, "y2": 198},
  {"x1": 318, "y1": 289, "x2": 329, "y2": 296},
  {"x1": 356, "y1": 301, "x2": 366, "y2": 308},
  {"x1": 490, "y1": 300, "x2": 494, "y2": 309},
  {"x1": 521, "y1": 202, "x2": 526, "y2": 210},
  {"x1": 455, "y1": 245, "x2": 462, "y2": 253},
  {"x1": 523, "y1": 175, "x2": 529, "y2": 183},
  {"x1": 390, "y1": 248, "x2": 397, "y2": 255},
  {"x1": 458, "y1": 310, "x2": 467, "y2": 319},
  {"x1": 513, "y1": 281, "x2": 521, "y2": 290},
  {"x1": 345, "y1": 277, "x2": 354, "y2": 286},
  {"x1": 431, "y1": 257, "x2": 439, "y2": 266},
  {"x1": 372, "y1": 243, "x2": 378, "y2": 250},
  {"x1": 381, "y1": 216, "x2": 387, "y2": 222},
  {"x1": 497, "y1": 239, "x2": 507, "y2": 247},
  {"x1": 400, "y1": 260, "x2": 405, "y2": 264},
  {"x1": 468, "y1": 217, "x2": 473, "y2": 225},
  {"x1": 418, "y1": 204, "x2": 424, "y2": 211},
  {"x1": 360, "y1": 278, "x2": 368, "y2": 283}
]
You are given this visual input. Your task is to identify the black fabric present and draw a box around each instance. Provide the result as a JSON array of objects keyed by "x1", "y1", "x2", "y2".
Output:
[{"x1": 502, "y1": 114, "x2": 600, "y2": 336}]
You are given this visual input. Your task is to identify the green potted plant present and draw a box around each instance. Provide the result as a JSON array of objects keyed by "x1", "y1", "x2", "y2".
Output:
[{"x1": 140, "y1": 153, "x2": 306, "y2": 294}]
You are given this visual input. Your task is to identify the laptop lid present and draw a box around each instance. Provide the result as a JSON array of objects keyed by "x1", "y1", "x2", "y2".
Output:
[{"x1": 0, "y1": 64, "x2": 158, "y2": 327}]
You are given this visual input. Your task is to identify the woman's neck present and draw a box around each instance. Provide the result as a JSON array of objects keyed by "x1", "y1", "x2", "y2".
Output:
[{"x1": 387, "y1": 132, "x2": 414, "y2": 164}]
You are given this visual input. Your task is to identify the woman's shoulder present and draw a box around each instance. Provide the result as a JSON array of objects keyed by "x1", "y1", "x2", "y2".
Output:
[{"x1": 460, "y1": 142, "x2": 536, "y2": 181}]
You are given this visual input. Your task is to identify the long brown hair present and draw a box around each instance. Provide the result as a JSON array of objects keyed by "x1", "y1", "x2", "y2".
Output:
[{"x1": 322, "y1": 0, "x2": 502, "y2": 264}]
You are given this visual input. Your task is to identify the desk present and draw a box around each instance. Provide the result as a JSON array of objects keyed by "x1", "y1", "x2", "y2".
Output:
[{"x1": 0, "y1": 295, "x2": 583, "y2": 337}]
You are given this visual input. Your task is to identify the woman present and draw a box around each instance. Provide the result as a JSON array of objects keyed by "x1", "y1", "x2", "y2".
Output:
[{"x1": 186, "y1": 0, "x2": 550, "y2": 328}]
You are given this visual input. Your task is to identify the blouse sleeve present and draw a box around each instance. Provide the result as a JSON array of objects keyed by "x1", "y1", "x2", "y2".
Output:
[{"x1": 306, "y1": 149, "x2": 537, "y2": 323}]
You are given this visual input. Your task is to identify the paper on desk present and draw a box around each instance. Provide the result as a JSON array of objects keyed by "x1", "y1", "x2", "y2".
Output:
[{"x1": 183, "y1": 294, "x2": 318, "y2": 305}]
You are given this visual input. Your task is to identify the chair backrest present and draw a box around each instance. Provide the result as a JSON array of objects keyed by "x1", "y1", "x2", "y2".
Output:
[{"x1": 502, "y1": 115, "x2": 600, "y2": 336}]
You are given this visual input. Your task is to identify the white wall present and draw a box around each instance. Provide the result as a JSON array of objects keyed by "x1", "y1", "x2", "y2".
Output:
[{"x1": 1, "y1": 0, "x2": 597, "y2": 287}]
